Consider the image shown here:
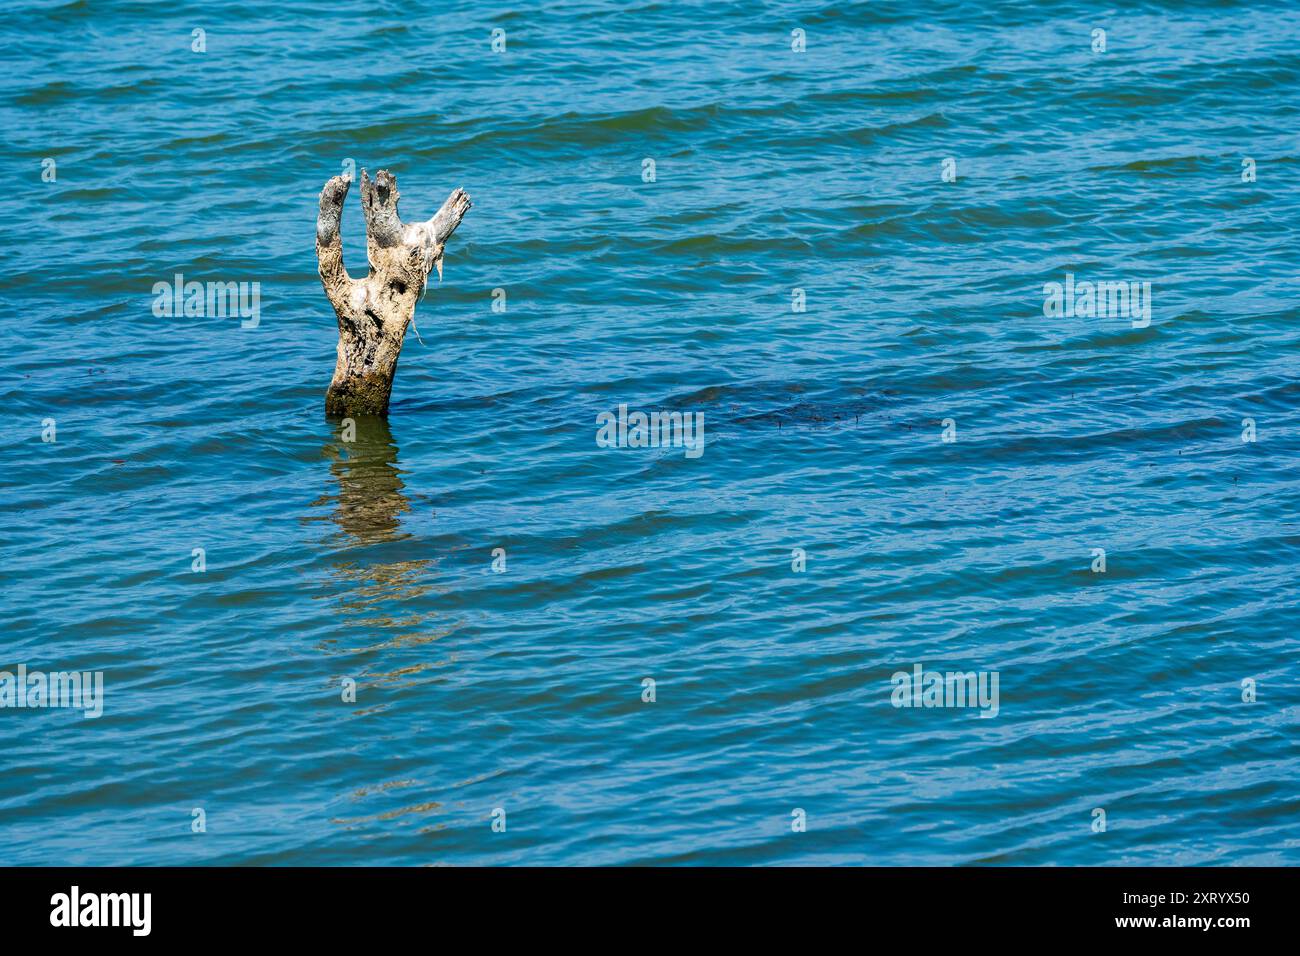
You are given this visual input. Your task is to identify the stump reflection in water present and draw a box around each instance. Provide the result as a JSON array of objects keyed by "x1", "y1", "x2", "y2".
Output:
[{"x1": 318, "y1": 416, "x2": 448, "y2": 653}]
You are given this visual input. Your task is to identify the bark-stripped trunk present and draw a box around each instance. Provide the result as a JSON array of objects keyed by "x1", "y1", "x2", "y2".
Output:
[{"x1": 316, "y1": 169, "x2": 471, "y2": 416}]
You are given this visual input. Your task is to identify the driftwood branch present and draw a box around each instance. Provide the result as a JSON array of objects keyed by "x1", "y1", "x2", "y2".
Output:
[{"x1": 316, "y1": 169, "x2": 471, "y2": 416}]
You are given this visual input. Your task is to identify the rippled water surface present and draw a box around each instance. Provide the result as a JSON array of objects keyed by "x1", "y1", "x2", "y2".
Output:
[{"x1": 2, "y1": 0, "x2": 1298, "y2": 865}]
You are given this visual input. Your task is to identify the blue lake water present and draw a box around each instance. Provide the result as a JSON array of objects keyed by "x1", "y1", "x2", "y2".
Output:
[{"x1": 2, "y1": 0, "x2": 1298, "y2": 865}]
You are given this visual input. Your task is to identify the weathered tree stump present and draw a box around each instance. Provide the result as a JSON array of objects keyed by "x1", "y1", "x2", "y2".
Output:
[{"x1": 316, "y1": 169, "x2": 471, "y2": 416}]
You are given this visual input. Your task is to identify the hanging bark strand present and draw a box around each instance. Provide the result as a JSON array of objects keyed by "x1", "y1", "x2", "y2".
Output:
[{"x1": 316, "y1": 169, "x2": 471, "y2": 416}]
